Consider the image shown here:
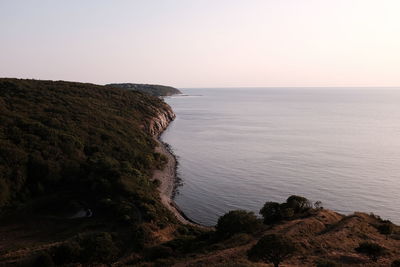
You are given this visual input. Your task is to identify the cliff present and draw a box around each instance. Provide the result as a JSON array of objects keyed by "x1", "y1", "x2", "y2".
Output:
[{"x1": 146, "y1": 105, "x2": 176, "y2": 137}]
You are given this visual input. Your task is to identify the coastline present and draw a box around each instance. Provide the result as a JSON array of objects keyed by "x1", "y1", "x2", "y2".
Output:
[
  {"x1": 148, "y1": 99, "x2": 211, "y2": 228},
  {"x1": 153, "y1": 137, "x2": 201, "y2": 226}
]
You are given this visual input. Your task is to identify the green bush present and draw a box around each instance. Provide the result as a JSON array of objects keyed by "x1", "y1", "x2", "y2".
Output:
[
  {"x1": 355, "y1": 242, "x2": 386, "y2": 262},
  {"x1": 0, "y1": 179, "x2": 10, "y2": 205},
  {"x1": 145, "y1": 245, "x2": 174, "y2": 260},
  {"x1": 216, "y1": 210, "x2": 262, "y2": 238},
  {"x1": 53, "y1": 232, "x2": 119, "y2": 264},
  {"x1": 154, "y1": 258, "x2": 176, "y2": 267},
  {"x1": 315, "y1": 259, "x2": 341, "y2": 267},
  {"x1": 279, "y1": 203, "x2": 294, "y2": 219},
  {"x1": 77, "y1": 232, "x2": 119, "y2": 263},
  {"x1": 212, "y1": 262, "x2": 257, "y2": 267},
  {"x1": 286, "y1": 195, "x2": 311, "y2": 212},
  {"x1": 392, "y1": 259, "x2": 400, "y2": 267},
  {"x1": 247, "y1": 234, "x2": 295, "y2": 267},
  {"x1": 53, "y1": 241, "x2": 81, "y2": 264},
  {"x1": 378, "y1": 222, "x2": 394, "y2": 238},
  {"x1": 260, "y1": 202, "x2": 282, "y2": 224},
  {"x1": 33, "y1": 252, "x2": 55, "y2": 267},
  {"x1": 130, "y1": 224, "x2": 155, "y2": 250},
  {"x1": 153, "y1": 179, "x2": 161, "y2": 188},
  {"x1": 260, "y1": 195, "x2": 314, "y2": 224}
]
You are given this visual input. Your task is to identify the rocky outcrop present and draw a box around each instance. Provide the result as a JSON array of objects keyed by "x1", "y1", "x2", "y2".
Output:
[{"x1": 147, "y1": 104, "x2": 176, "y2": 137}]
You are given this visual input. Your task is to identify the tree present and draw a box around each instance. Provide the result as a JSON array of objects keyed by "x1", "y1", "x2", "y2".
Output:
[
  {"x1": 248, "y1": 234, "x2": 296, "y2": 267},
  {"x1": 286, "y1": 195, "x2": 311, "y2": 213},
  {"x1": 355, "y1": 242, "x2": 385, "y2": 262},
  {"x1": 260, "y1": 202, "x2": 282, "y2": 224},
  {"x1": 314, "y1": 201, "x2": 323, "y2": 209},
  {"x1": 216, "y1": 210, "x2": 261, "y2": 238},
  {"x1": 279, "y1": 203, "x2": 294, "y2": 219},
  {"x1": 378, "y1": 222, "x2": 394, "y2": 239}
]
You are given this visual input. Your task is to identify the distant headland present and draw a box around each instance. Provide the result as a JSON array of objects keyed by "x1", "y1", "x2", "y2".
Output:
[{"x1": 107, "y1": 83, "x2": 182, "y2": 97}]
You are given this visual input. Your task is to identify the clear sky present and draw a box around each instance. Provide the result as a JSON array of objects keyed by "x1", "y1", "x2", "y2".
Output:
[{"x1": 1, "y1": 0, "x2": 399, "y2": 88}]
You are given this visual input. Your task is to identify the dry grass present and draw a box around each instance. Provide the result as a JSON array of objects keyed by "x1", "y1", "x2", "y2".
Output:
[{"x1": 169, "y1": 209, "x2": 400, "y2": 267}]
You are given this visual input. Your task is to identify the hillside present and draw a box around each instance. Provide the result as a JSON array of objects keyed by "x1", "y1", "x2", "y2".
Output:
[
  {"x1": 1, "y1": 79, "x2": 400, "y2": 267},
  {"x1": 0, "y1": 78, "x2": 182, "y2": 266},
  {"x1": 107, "y1": 83, "x2": 182, "y2": 96},
  {"x1": 167, "y1": 209, "x2": 400, "y2": 267}
]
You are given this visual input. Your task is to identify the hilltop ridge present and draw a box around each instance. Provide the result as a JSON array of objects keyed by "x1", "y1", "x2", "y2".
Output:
[{"x1": 107, "y1": 83, "x2": 182, "y2": 97}]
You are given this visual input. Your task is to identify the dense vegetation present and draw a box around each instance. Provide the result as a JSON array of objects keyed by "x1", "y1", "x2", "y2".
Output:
[
  {"x1": 106, "y1": 83, "x2": 182, "y2": 96},
  {"x1": 0, "y1": 78, "x2": 178, "y2": 224},
  {"x1": 355, "y1": 242, "x2": 386, "y2": 262},
  {"x1": 248, "y1": 234, "x2": 296, "y2": 267},
  {"x1": 216, "y1": 210, "x2": 262, "y2": 238},
  {"x1": 260, "y1": 195, "x2": 314, "y2": 224}
]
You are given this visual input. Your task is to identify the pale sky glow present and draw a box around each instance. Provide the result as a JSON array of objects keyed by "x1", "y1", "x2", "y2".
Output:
[{"x1": 1, "y1": 0, "x2": 399, "y2": 87}]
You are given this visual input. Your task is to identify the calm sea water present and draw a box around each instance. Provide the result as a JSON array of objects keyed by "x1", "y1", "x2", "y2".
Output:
[{"x1": 161, "y1": 88, "x2": 400, "y2": 226}]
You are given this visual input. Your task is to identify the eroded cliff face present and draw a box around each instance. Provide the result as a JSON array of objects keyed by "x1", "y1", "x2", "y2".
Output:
[{"x1": 146, "y1": 103, "x2": 176, "y2": 137}]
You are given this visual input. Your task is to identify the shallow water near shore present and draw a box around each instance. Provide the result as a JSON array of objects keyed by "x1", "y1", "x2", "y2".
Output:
[{"x1": 161, "y1": 88, "x2": 400, "y2": 226}]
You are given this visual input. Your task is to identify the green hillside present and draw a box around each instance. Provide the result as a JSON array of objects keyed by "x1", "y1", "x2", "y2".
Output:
[{"x1": 0, "y1": 78, "x2": 180, "y2": 222}]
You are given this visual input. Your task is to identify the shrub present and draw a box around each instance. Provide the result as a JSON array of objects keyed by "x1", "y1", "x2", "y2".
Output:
[
  {"x1": 130, "y1": 224, "x2": 155, "y2": 249},
  {"x1": 247, "y1": 234, "x2": 295, "y2": 267},
  {"x1": 355, "y1": 242, "x2": 385, "y2": 262},
  {"x1": 315, "y1": 259, "x2": 341, "y2": 267},
  {"x1": 54, "y1": 232, "x2": 119, "y2": 265},
  {"x1": 279, "y1": 203, "x2": 294, "y2": 219},
  {"x1": 54, "y1": 232, "x2": 119, "y2": 264},
  {"x1": 153, "y1": 179, "x2": 161, "y2": 188},
  {"x1": 212, "y1": 262, "x2": 257, "y2": 267},
  {"x1": 260, "y1": 202, "x2": 282, "y2": 224},
  {"x1": 260, "y1": 196, "x2": 314, "y2": 224},
  {"x1": 392, "y1": 259, "x2": 400, "y2": 267},
  {"x1": 77, "y1": 232, "x2": 119, "y2": 263},
  {"x1": 216, "y1": 210, "x2": 262, "y2": 238},
  {"x1": 314, "y1": 201, "x2": 323, "y2": 209},
  {"x1": 33, "y1": 252, "x2": 55, "y2": 267},
  {"x1": 154, "y1": 258, "x2": 175, "y2": 267},
  {"x1": 53, "y1": 241, "x2": 81, "y2": 264},
  {"x1": 286, "y1": 195, "x2": 311, "y2": 212},
  {"x1": 145, "y1": 245, "x2": 174, "y2": 260},
  {"x1": 0, "y1": 179, "x2": 10, "y2": 205},
  {"x1": 378, "y1": 222, "x2": 394, "y2": 238}
]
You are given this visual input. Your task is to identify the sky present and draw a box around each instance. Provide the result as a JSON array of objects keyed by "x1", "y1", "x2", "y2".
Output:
[{"x1": 0, "y1": 0, "x2": 399, "y2": 88}]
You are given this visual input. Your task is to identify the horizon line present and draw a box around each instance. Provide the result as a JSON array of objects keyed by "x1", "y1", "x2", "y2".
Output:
[
  {"x1": 179, "y1": 86, "x2": 400, "y2": 89},
  {"x1": 2, "y1": 77, "x2": 400, "y2": 89}
]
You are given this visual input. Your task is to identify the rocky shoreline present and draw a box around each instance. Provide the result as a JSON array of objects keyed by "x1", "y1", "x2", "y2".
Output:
[{"x1": 149, "y1": 104, "x2": 202, "y2": 226}]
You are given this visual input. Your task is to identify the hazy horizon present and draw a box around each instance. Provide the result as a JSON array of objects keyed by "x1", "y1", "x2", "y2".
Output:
[{"x1": 1, "y1": 0, "x2": 400, "y2": 88}]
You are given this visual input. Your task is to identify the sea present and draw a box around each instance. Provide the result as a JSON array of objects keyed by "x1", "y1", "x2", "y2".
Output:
[{"x1": 161, "y1": 88, "x2": 400, "y2": 226}]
